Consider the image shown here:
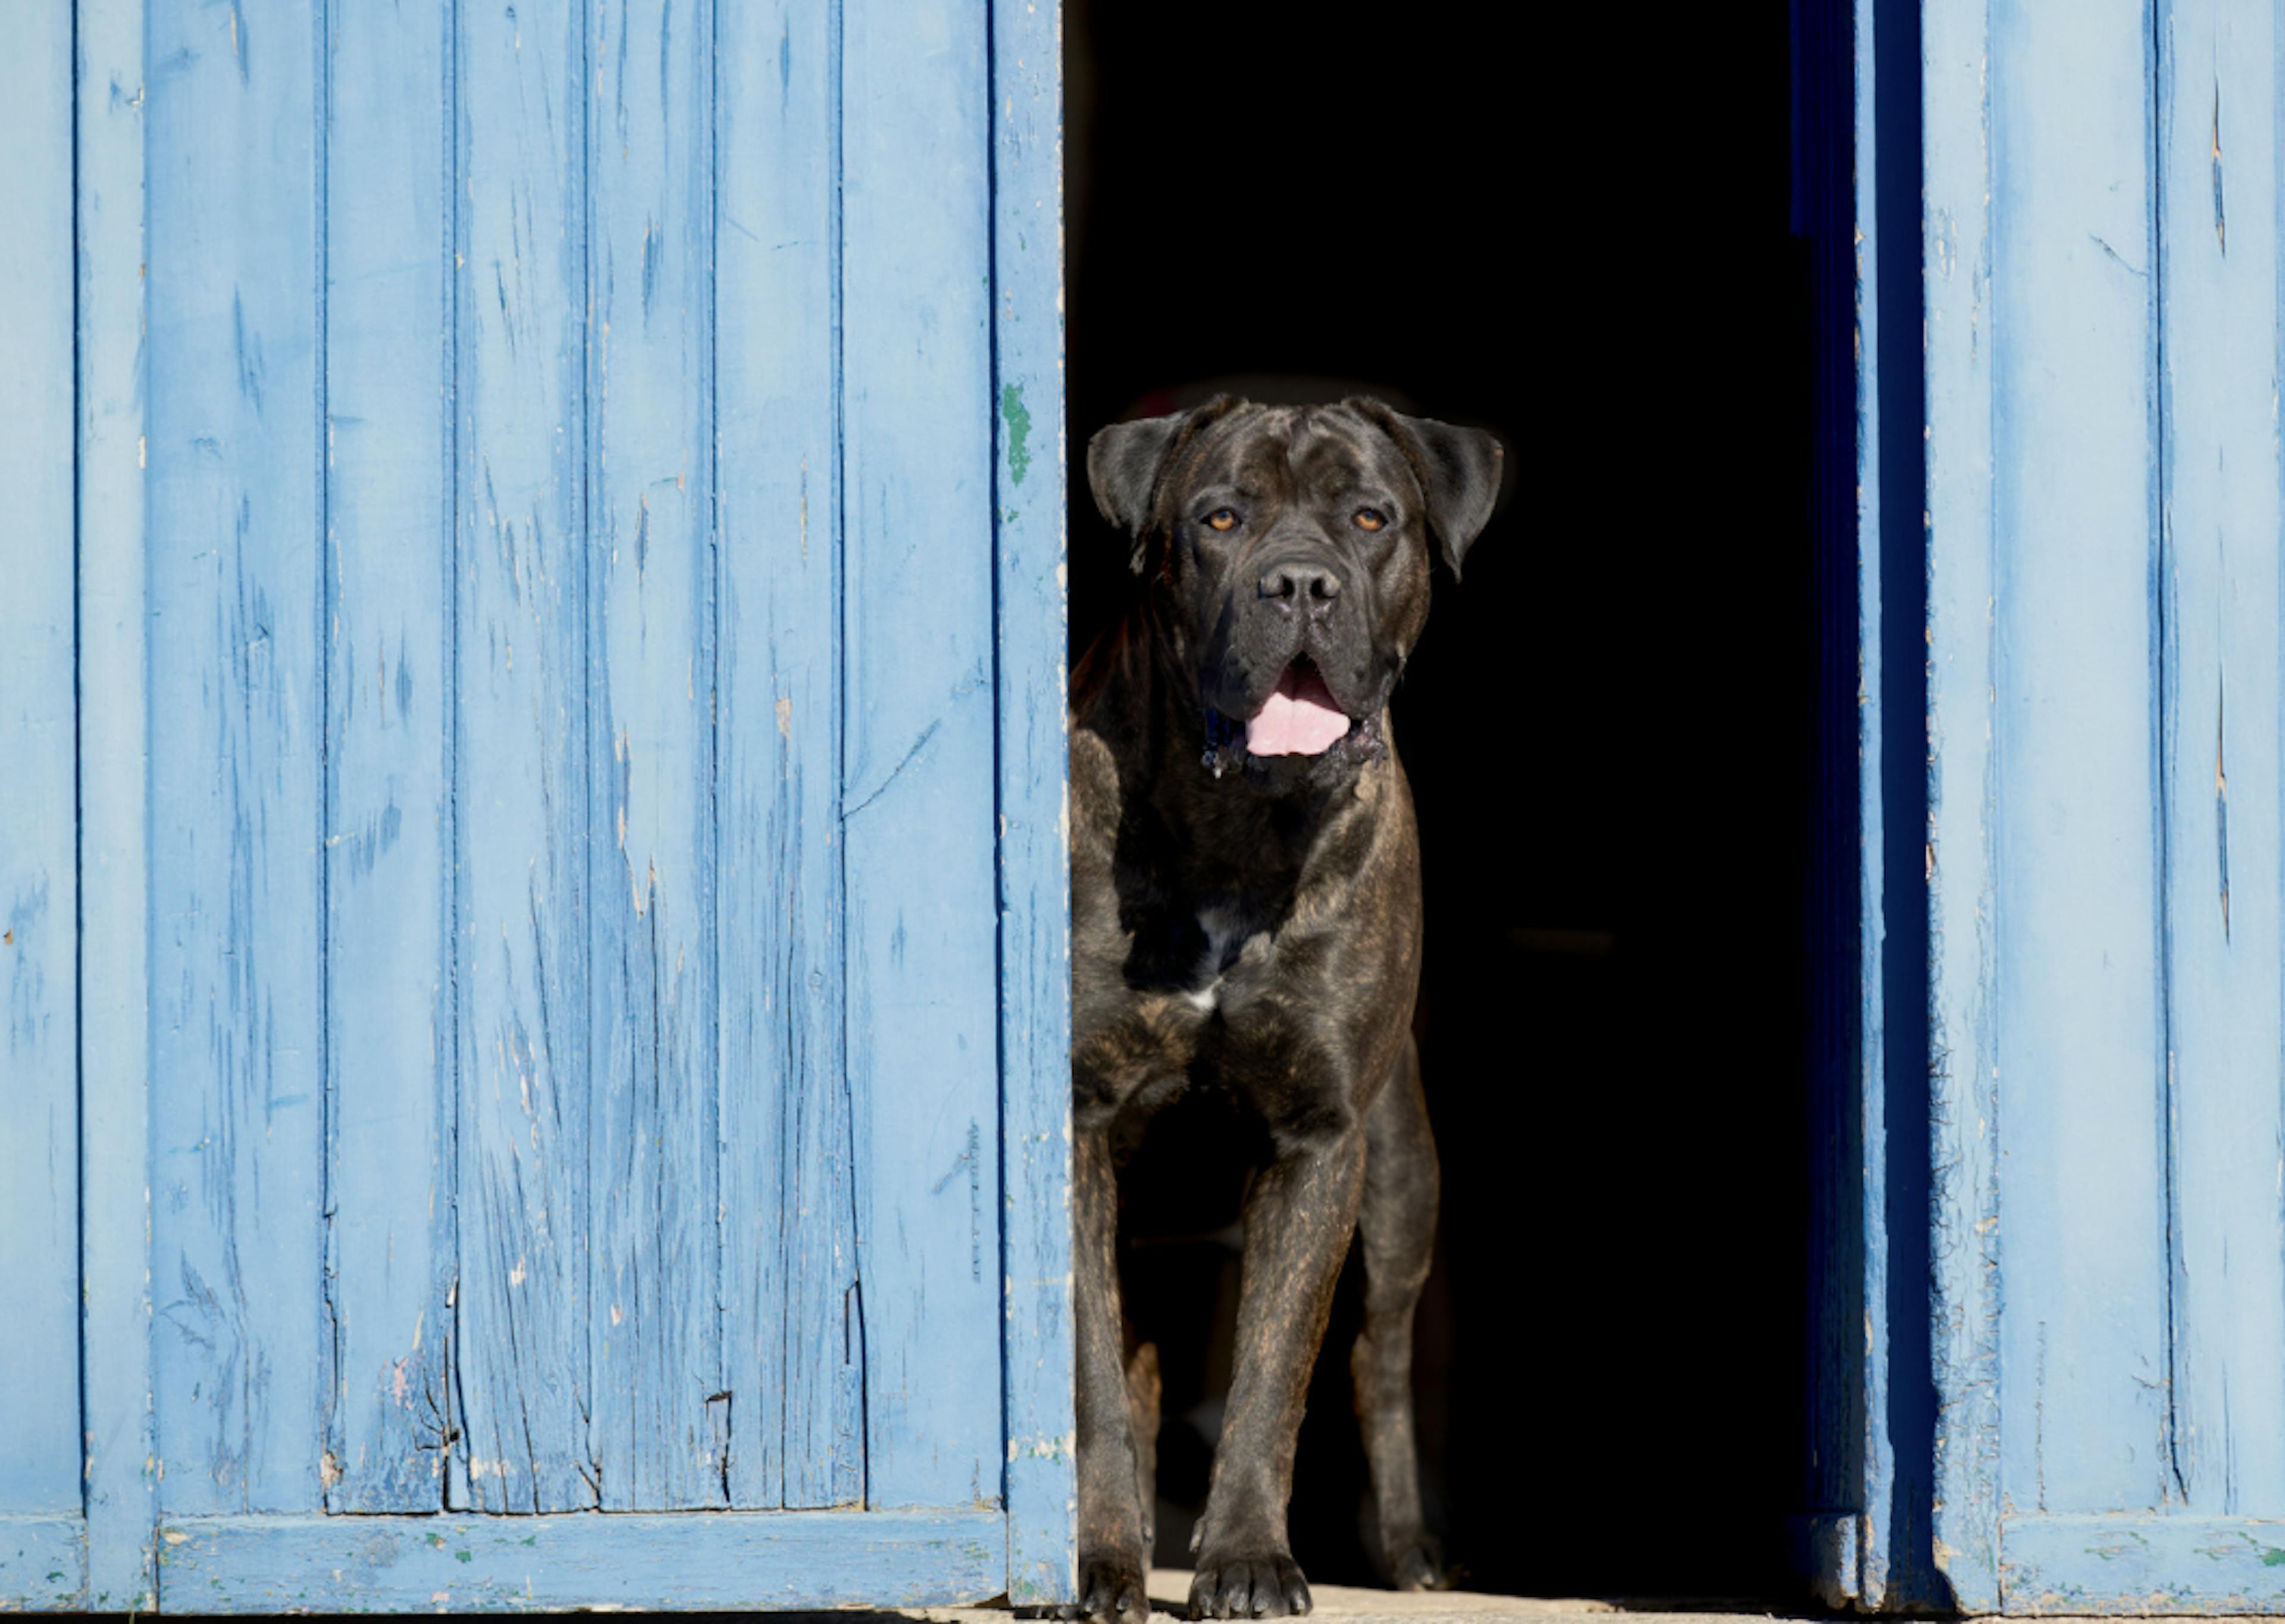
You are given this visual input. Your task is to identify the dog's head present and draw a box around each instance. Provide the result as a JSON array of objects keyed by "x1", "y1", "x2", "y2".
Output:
[{"x1": 1088, "y1": 396, "x2": 1503, "y2": 787}]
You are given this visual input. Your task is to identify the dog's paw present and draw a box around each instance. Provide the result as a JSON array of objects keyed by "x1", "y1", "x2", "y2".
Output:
[
  {"x1": 1386, "y1": 1532, "x2": 1444, "y2": 1592},
  {"x1": 1187, "y1": 1551, "x2": 1310, "y2": 1619},
  {"x1": 1060, "y1": 1552, "x2": 1150, "y2": 1624}
]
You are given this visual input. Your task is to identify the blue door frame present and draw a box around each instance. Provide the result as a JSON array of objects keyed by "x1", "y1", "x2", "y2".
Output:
[
  {"x1": 1798, "y1": 0, "x2": 1937, "y2": 1609},
  {"x1": 0, "y1": 0, "x2": 1072, "y2": 1611},
  {"x1": 1808, "y1": 0, "x2": 2285, "y2": 1612}
]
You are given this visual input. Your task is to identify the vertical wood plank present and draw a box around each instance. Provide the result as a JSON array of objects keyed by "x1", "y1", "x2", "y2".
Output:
[
  {"x1": 715, "y1": 0, "x2": 849, "y2": 1511},
  {"x1": 1924, "y1": 0, "x2": 2004, "y2": 1603},
  {"x1": 323, "y1": 0, "x2": 458, "y2": 1512},
  {"x1": 840, "y1": 0, "x2": 1004, "y2": 1509},
  {"x1": 1989, "y1": 0, "x2": 2170, "y2": 1517},
  {"x1": 454, "y1": 0, "x2": 597, "y2": 1513},
  {"x1": 1849, "y1": 0, "x2": 1898, "y2": 1600},
  {"x1": 1796, "y1": 0, "x2": 1873, "y2": 1601},
  {"x1": 990, "y1": 0, "x2": 1076, "y2": 1597},
  {"x1": 77, "y1": 0, "x2": 156, "y2": 1600},
  {"x1": 144, "y1": 0, "x2": 327, "y2": 1517},
  {"x1": 586, "y1": 0, "x2": 722, "y2": 1511},
  {"x1": 0, "y1": 0, "x2": 83, "y2": 1523},
  {"x1": 2155, "y1": 0, "x2": 2285, "y2": 1517}
]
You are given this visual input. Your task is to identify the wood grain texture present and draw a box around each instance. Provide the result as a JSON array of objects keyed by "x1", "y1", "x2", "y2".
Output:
[
  {"x1": 714, "y1": 0, "x2": 852, "y2": 1512},
  {"x1": 1903, "y1": 0, "x2": 2285, "y2": 1605},
  {"x1": 1923, "y1": 0, "x2": 2002, "y2": 1605},
  {"x1": 143, "y1": 0, "x2": 327, "y2": 1517},
  {"x1": 990, "y1": 0, "x2": 1077, "y2": 1599},
  {"x1": 840, "y1": 0, "x2": 1004, "y2": 1510},
  {"x1": 0, "y1": 0, "x2": 82, "y2": 1525},
  {"x1": 1848, "y1": 0, "x2": 1898, "y2": 1601},
  {"x1": 2000, "y1": 1514, "x2": 2285, "y2": 1613},
  {"x1": 2152, "y1": 0, "x2": 2285, "y2": 1520},
  {"x1": 151, "y1": 1509, "x2": 1004, "y2": 1612},
  {"x1": 0, "y1": 1516, "x2": 85, "y2": 1613},
  {"x1": 584, "y1": 0, "x2": 724, "y2": 1512},
  {"x1": 453, "y1": 0, "x2": 597, "y2": 1513},
  {"x1": 1986, "y1": 0, "x2": 2169, "y2": 1520},
  {"x1": 61, "y1": 0, "x2": 1072, "y2": 1595},
  {"x1": 76, "y1": 0, "x2": 156, "y2": 1603},
  {"x1": 321, "y1": 0, "x2": 459, "y2": 1514}
]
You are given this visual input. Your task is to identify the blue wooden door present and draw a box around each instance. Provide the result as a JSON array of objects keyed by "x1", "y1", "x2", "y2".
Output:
[
  {"x1": 0, "y1": 1, "x2": 1071, "y2": 1611},
  {"x1": 1811, "y1": 0, "x2": 2285, "y2": 1611}
]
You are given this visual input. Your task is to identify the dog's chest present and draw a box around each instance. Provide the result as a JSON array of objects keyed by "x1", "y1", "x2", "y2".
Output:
[
  {"x1": 1128, "y1": 897, "x2": 1356, "y2": 1122},
  {"x1": 1103, "y1": 886, "x2": 1280, "y2": 1009},
  {"x1": 1182, "y1": 903, "x2": 1263, "y2": 1014}
]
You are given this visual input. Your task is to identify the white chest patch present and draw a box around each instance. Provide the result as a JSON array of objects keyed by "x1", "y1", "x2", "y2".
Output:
[{"x1": 1186, "y1": 907, "x2": 1260, "y2": 1012}]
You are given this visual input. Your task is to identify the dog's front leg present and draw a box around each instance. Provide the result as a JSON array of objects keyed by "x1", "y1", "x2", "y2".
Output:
[
  {"x1": 1068, "y1": 1127, "x2": 1150, "y2": 1624},
  {"x1": 1188, "y1": 1125, "x2": 1368, "y2": 1620}
]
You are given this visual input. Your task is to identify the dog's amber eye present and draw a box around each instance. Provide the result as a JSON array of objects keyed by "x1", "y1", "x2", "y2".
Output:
[
  {"x1": 1205, "y1": 509, "x2": 1239, "y2": 532},
  {"x1": 1354, "y1": 508, "x2": 1388, "y2": 533}
]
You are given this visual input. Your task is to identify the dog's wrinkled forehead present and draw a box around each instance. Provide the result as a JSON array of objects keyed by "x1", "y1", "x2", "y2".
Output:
[
  {"x1": 1173, "y1": 405, "x2": 1407, "y2": 511},
  {"x1": 1088, "y1": 394, "x2": 1503, "y2": 579}
]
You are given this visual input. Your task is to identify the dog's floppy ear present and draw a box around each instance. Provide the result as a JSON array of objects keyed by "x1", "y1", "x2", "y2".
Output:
[
  {"x1": 1350, "y1": 399, "x2": 1505, "y2": 580},
  {"x1": 1087, "y1": 396, "x2": 1239, "y2": 572}
]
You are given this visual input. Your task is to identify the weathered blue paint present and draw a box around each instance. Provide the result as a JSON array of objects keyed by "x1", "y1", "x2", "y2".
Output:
[
  {"x1": 840, "y1": 0, "x2": 1005, "y2": 1510},
  {"x1": 151, "y1": 1508, "x2": 1005, "y2": 1612},
  {"x1": 0, "y1": 0, "x2": 82, "y2": 1536},
  {"x1": 1827, "y1": 0, "x2": 2285, "y2": 1611},
  {"x1": 453, "y1": 0, "x2": 598, "y2": 1516},
  {"x1": 1961, "y1": 0, "x2": 2285, "y2": 1599},
  {"x1": 15, "y1": 0, "x2": 1072, "y2": 1607},
  {"x1": 1922, "y1": 0, "x2": 2002, "y2": 1605},
  {"x1": 2001, "y1": 1516, "x2": 2285, "y2": 1614},
  {"x1": 76, "y1": 0, "x2": 156, "y2": 1605},
  {"x1": 992, "y1": 0, "x2": 1077, "y2": 1602},
  {"x1": 1801, "y1": 0, "x2": 1928, "y2": 1604},
  {"x1": 714, "y1": 0, "x2": 850, "y2": 1515},
  {"x1": 322, "y1": 0, "x2": 458, "y2": 1515},
  {"x1": 143, "y1": 0, "x2": 330, "y2": 1518},
  {"x1": 1990, "y1": 0, "x2": 2172, "y2": 1528},
  {"x1": 0, "y1": 1517, "x2": 85, "y2": 1613},
  {"x1": 2151, "y1": 0, "x2": 2285, "y2": 1525},
  {"x1": 1870, "y1": 0, "x2": 1945, "y2": 1604},
  {"x1": 584, "y1": 0, "x2": 724, "y2": 1513},
  {"x1": 1858, "y1": 0, "x2": 1903, "y2": 1600}
]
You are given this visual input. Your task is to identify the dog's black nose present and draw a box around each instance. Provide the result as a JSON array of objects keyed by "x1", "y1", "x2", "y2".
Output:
[{"x1": 1258, "y1": 561, "x2": 1342, "y2": 613}]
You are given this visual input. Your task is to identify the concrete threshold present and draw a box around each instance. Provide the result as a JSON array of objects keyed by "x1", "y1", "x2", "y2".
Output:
[
  {"x1": 900, "y1": 1570, "x2": 1788, "y2": 1624},
  {"x1": 898, "y1": 1578, "x2": 2285, "y2": 1624}
]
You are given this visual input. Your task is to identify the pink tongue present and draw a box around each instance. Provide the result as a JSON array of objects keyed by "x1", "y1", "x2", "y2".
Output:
[{"x1": 1244, "y1": 664, "x2": 1351, "y2": 758}]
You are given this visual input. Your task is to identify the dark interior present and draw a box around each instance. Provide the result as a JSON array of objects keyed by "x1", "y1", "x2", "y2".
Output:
[{"x1": 1065, "y1": 1, "x2": 1815, "y2": 1602}]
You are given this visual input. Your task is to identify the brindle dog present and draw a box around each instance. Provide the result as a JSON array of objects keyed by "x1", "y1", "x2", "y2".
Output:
[{"x1": 1068, "y1": 397, "x2": 1503, "y2": 1622}]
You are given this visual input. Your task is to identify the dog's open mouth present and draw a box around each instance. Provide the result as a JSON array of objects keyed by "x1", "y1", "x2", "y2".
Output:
[{"x1": 1242, "y1": 656, "x2": 1353, "y2": 758}]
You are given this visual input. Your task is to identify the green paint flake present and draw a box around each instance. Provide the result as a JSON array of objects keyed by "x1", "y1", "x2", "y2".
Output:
[
  {"x1": 521, "y1": 1535, "x2": 539, "y2": 1547},
  {"x1": 427, "y1": 1532, "x2": 447, "y2": 1550},
  {"x1": 1002, "y1": 383, "x2": 1033, "y2": 487},
  {"x1": 2261, "y1": 1546, "x2": 2285, "y2": 1567},
  {"x1": 456, "y1": 1549, "x2": 474, "y2": 1564}
]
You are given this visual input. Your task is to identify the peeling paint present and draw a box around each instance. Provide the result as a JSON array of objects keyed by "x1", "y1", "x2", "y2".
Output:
[{"x1": 1001, "y1": 381, "x2": 1033, "y2": 486}]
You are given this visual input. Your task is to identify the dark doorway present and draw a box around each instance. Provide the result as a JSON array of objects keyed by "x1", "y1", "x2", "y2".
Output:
[{"x1": 1065, "y1": 0, "x2": 1816, "y2": 1603}]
